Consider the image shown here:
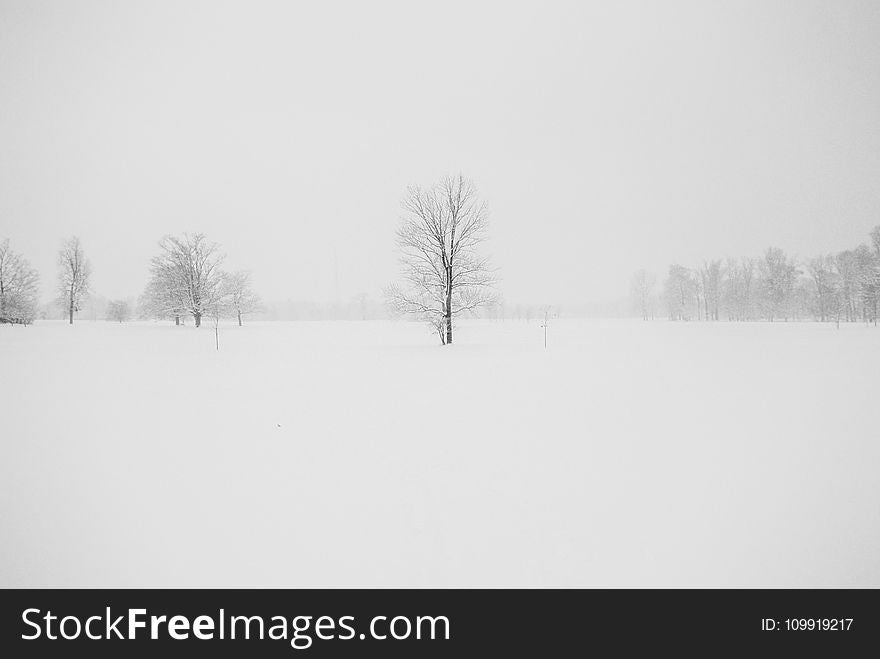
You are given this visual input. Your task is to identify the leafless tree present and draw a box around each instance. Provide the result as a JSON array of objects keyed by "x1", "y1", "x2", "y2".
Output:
[
  {"x1": 722, "y1": 257, "x2": 756, "y2": 321},
  {"x1": 870, "y1": 225, "x2": 880, "y2": 257},
  {"x1": 385, "y1": 175, "x2": 496, "y2": 344},
  {"x1": 106, "y1": 299, "x2": 131, "y2": 323},
  {"x1": 630, "y1": 269, "x2": 655, "y2": 320},
  {"x1": 849, "y1": 244, "x2": 878, "y2": 325},
  {"x1": 0, "y1": 238, "x2": 40, "y2": 325},
  {"x1": 57, "y1": 236, "x2": 91, "y2": 325},
  {"x1": 699, "y1": 260, "x2": 723, "y2": 321},
  {"x1": 868, "y1": 225, "x2": 880, "y2": 325},
  {"x1": 664, "y1": 264, "x2": 696, "y2": 321},
  {"x1": 805, "y1": 255, "x2": 839, "y2": 323},
  {"x1": 757, "y1": 247, "x2": 798, "y2": 321},
  {"x1": 655, "y1": 225, "x2": 880, "y2": 325},
  {"x1": 834, "y1": 249, "x2": 862, "y2": 323},
  {"x1": 224, "y1": 270, "x2": 261, "y2": 326},
  {"x1": 144, "y1": 233, "x2": 225, "y2": 327}
]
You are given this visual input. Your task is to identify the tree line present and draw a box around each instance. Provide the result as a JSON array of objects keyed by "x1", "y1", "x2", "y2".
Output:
[
  {"x1": 0, "y1": 233, "x2": 260, "y2": 328},
  {"x1": 632, "y1": 225, "x2": 880, "y2": 325},
  {"x1": 2, "y1": 174, "x2": 493, "y2": 341},
  {"x1": 4, "y1": 175, "x2": 504, "y2": 344},
  {"x1": 6, "y1": 210, "x2": 878, "y2": 337}
]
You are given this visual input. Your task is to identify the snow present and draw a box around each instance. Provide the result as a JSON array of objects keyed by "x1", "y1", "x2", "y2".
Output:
[{"x1": 1, "y1": 319, "x2": 878, "y2": 587}]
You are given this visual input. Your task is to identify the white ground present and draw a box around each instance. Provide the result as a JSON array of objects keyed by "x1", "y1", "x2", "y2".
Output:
[{"x1": 1, "y1": 318, "x2": 878, "y2": 587}]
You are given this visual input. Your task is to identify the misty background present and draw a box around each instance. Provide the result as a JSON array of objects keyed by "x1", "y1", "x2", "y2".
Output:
[{"x1": 2, "y1": 0, "x2": 879, "y2": 312}]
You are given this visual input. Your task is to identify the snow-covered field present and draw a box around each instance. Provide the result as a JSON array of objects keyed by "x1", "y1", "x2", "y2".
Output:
[{"x1": 1, "y1": 319, "x2": 878, "y2": 587}]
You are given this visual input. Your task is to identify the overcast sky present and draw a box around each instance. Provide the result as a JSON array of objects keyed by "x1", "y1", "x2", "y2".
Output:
[{"x1": 1, "y1": 0, "x2": 879, "y2": 306}]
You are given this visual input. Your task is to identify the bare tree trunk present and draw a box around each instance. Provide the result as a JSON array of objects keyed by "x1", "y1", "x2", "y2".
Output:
[
  {"x1": 445, "y1": 265, "x2": 453, "y2": 345},
  {"x1": 194, "y1": 312, "x2": 201, "y2": 328},
  {"x1": 175, "y1": 315, "x2": 180, "y2": 326},
  {"x1": 237, "y1": 311, "x2": 242, "y2": 326},
  {"x1": 69, "y1": 299, "x2": 74, "y2": 324}
]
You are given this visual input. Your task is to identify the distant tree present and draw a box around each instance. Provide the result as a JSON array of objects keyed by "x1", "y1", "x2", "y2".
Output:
[
  {"x1": 853, "y1": 243, "x2": 879, "y2": 325},
  {"x1": 106, "y1": 299, "x2": 131, "y2": 323},
  {"x1": 485, "y1": 298, "x2": 504, "y2": 321},
  {"x1": 0, "y1": 238, "x2": 40, "y2": 325},
  {"x1": 630, "y1": 269, "x2": 655, "y2": 320},
  {"x1": 698, "y1": 260, "x2": 723, "y2": 321},
  {"x1": 224, "y1": 270, "x2": 261, "y2": 326},
  {"x1": 835, "y1": 249, "x2": 863, "y2": 322},
  {"x1": 664, "y1": 264, "x2": 696, "y2": 321},
  {"x1": 868, "y1": 226, "x2": 880, "y2": 324},
  {"x1": 690, "y1": 268, "x2": 708, "y2": 320},
  {"x1": 721, "y1": 257, "x2": 755, "y2": 321},
  {"x1": 57, "y1": 236, "x2": 91, "y2": 325},
  {"x1": 649, "y1": 224, "x2": 880, "y2": 325},
  {"x1": 791, "y1": 276, "x2": 813, "y2": 321},
  {"x1": 757, "y1": 247, "x2": 798, "y2": 321},
  {"x1": 867, "y1": 265, "x2": 880, "y2": 326},
  {"x1": 385, "y1": 175, "x2": 496, "y2": 344},
  {"x1": 870, "y1": 225, "x2": 880, "y2": 257},
  {"x1": 805, "y1": 255, "x2": 839, "y2": 323},
  {"x1": 144, "y1": 233, "x2": 225, "y2": 327},
  {"x1": 867, "y1": 264, "x2": 880, "y2": 327}
]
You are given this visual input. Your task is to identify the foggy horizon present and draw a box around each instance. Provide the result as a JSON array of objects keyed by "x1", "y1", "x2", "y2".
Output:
[{"x1": 2, "y1": 0, "x2": 879, "y2": 308}]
